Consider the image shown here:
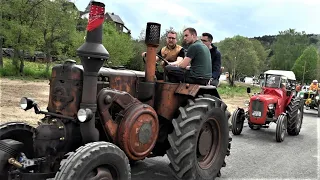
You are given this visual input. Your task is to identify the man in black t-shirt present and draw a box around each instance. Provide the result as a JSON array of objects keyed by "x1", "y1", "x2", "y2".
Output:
[
  {"x1": 201, "y1": 32, "x2": 221, "y2": 86},
  {"x1": 164, "y1": 28, "x2": 212, "y2": 85}
]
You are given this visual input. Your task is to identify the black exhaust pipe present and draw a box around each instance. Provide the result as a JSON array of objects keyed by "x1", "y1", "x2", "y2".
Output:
[
  {"x1": 77, "y1": 1, "x2": 109, "y2": 143},
  {"x1": 0, "y1": 139, "x2": 23, "y2": 174}
]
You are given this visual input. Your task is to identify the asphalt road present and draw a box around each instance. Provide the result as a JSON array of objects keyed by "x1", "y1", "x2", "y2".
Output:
[{"x1": 131, "y1": 108, "x2": 319, "y2": 180}]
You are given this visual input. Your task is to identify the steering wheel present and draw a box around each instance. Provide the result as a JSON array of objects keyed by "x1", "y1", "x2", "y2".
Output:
[{"x1": 142, "y1": 54, "x2": 169, "y2": 66}]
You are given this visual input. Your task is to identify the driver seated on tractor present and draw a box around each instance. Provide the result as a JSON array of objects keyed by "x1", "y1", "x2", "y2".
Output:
[
  {"x1": 309, "y1": 80, "x2": 319, "y2": 91},
  {"x1": 164, "y1": 27, "x2": 212, "y2": 85},
  {"x1": 141, "y1": 30, "x2": 185, "y2": 80}
]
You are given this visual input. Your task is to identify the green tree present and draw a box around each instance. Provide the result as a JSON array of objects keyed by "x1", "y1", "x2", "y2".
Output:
[
  {"x1": 1, "y1": 0, "x2": 44, "y2": 74},
  {"x1": 250, "y1": 39, "x2": 268, "y2": 73},
  {"x1": 292, "y1": 46, "x2": 319, "y2": 84},
  {"x1": 102, "y1": 22, "x2": 135, "y2": 66},
  {"x1": 218, "y1": 35, "x2": 259, "y2": 86},
  {"x1": 270, "y1": 29, "x2": 310, "y2": 70},
  {"x1": 37, "y1": 0, "x2": 79, "y2": 72}
]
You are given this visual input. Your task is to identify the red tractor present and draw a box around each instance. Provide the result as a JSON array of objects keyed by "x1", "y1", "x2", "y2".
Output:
[
  {"x1": 231, "y1": 70, "x2": 304, "y2": 142},
  {"x1": 0, "y1": 2, "x2": 232, "y2": 180}
]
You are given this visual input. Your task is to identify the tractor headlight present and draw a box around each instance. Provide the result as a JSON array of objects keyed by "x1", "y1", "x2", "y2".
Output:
[
  {"x1": 20, "y1": 97, "x2": 35, "y2": 111},
  {"x1": 77, "y1": 108, "x2": 93, "y2": 123},
  {"x1": 316, "y1": 96, "x2": 319, "y2": 100},
  {"x1": 268, "y1": 104, "x2": 274, "y2": 110}
]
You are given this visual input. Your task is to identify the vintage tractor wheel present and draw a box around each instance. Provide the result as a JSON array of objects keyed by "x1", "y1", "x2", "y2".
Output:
[
  {"x1": 0, "y1": 121, "x2": 36, "y2": 158},
  {"x1": 166, "y1": 95, "x2": 230, "y2": 180},
  {"x1": 275, "y1": 114, "x2": 287, "y2": 142},
  {"x1": 231, "y1": 108, "x2": 245, "y2": 135},
  {"x1": 54, "y1": 141, "x2": 131, "y2": 180},
  {"x1": 318, "y1": 104, "x2": 320, "y2": 117},
  {"x1": 287, "y1": 98, "x2": 304, "y2": 135},
  {"x1": 0, "y1": 122, "x2": 36, "y2": 179}
]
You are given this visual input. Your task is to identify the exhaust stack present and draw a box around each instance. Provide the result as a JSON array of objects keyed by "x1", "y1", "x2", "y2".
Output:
[
  {"x1": 77, "y1": 1, "x2": 109, "y2": 143},
  {"x1": 144, "y1": 22, "x2": 161, "y2": 82}
]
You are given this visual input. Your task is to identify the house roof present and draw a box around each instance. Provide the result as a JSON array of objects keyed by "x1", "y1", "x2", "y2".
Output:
[{"x1": 106, "y1": 12, "x2": 124, "y2": 25}]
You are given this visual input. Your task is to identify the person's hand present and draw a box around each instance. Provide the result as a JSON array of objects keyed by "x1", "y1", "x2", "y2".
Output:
[{"x1": 141, "y1": 52, "x2": 146, "y2": 57}]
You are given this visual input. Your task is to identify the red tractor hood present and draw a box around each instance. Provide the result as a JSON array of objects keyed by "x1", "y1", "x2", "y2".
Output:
[
  {"x1": 250, "y1": 94, "x2": 279, "y2": 104},
  {"x1": 254, "y1": 87, "x2": 284, "y2": 104}
]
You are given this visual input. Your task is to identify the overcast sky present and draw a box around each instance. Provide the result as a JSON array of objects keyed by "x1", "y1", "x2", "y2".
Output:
[{"x1": 74, "y1": 0, "x2": 320, "y2": 42}]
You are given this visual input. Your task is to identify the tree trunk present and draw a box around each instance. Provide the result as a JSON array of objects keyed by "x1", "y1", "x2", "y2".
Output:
[
  {"x1": 19, "y1": 58, "x2": 24, "y2": 75},
  {"x1": 45, "y1": 51, "x2": 52, "y2": 75},
  {"x1": 302, "y1": 60, "x2": 306, "y2": 85},
  {"x1": 0, "y1": 36, "x2": 3, "y2": 68}
]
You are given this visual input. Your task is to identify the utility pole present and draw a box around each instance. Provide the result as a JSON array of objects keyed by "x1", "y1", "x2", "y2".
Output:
[{"x1": 302, "y1": 59, "x2": 306, "y2": 85}]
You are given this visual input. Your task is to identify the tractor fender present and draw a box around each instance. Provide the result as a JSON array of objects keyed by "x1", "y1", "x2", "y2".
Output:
[
  {"x1": 285, "y1": 95, "x2": 295, "y2": 107},
  {"x1": 174, "y1": 83, "x2": 221, "y2": 99}
]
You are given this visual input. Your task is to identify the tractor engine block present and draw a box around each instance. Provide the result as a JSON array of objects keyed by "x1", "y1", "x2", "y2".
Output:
[
  {"x1": 97, "y1": 88, "x2": 159, "y2": 161},
  {"x1": 33, "y1": 118, "x2": 82, "y2": 172}
]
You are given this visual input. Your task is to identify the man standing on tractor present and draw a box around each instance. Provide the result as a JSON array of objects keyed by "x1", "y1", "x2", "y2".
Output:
[
  {"x1": 200, "y1": 32, "x2": 222, "y2": 86},
  {"x1": 309, "y1": 80, "x2": 319, "y2": 91},
  {"x1": 141, "y1": 30, "x2": 185, "y2": 80},
  {"x1": 164, "y1": 27, "x2": 212, "y2": 85}
]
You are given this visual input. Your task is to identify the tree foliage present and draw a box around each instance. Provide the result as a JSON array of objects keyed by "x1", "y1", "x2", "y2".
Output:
[
  {"x1": 291, "y1": 46, "x2": 319, "y2": 83},
  {"x1": 270, "y1": 29, "x2": 310, "y2": 70},
  {"x1": 102, "y1": 22, "x2": 135, "y2": 66},
  {"x1": 218, "y1": 35, "x2": 259, "y2": 86}
]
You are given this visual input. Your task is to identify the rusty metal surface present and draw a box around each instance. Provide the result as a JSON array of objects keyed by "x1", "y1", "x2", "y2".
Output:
[
  {"x1": 97, "y1": 88, "x2": 159, "y2": 160},
  {"x1": 175, "y1": 83, "x2": 200, "y2": 97},
  {"x1": 154, "y1": 82, "x2": 187, "y2": 120},
  {"x1": 145, "y1": 46, "x2": 157, "y2": 83},
  {"x1": 97, "y1": 89, "x2": 140, "y2": 140},
  {"x1": 109, "y1": 75, "x2": 137, "y2": 96},
  {"x1": 47, "y1": 62, "x2": 83, "y2": 118},
  {"x1": 117, "y1": 103, "x2": 158, "y2": 160}
]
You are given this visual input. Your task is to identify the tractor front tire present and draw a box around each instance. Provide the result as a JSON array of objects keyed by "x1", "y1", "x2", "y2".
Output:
[
  {"x1": 275, "y1": 114, "x2": 287, "y2": 142},
  {"x1": 167, "y1": 95, "x2": 230, "y2": 180},
  {"x1": 231, "y1": 108, "x2": 245, "y2": 135},
  {"x1": 287, "y1": 98, "x2": 303, "y2": 135},
  {"x1": 54, "y1": 142, "x2": 131, "y2": 180},
  {"x1": 0, "y1": 122, "x2": 36, "y2": 158}
]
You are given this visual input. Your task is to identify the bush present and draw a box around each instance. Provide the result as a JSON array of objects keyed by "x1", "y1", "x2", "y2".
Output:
[{"x1": 0, "y1": 58, "x2": 53, "y2": 79}]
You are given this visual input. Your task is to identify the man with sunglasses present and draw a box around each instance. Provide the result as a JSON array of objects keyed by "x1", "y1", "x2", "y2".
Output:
[
  {"x1": 201, "y1": 33, "x2": 222, "y2": 86},
  {"x1": 141, "y1": 30, "x2": 185, "y2": 80}
]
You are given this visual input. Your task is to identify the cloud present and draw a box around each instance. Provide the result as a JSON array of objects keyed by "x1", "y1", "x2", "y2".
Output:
[{"x1": 75, "y1": 0, "x2": 320, "y2": 42}]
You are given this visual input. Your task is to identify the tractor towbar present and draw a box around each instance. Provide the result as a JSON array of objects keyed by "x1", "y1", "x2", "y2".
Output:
[{"x1": 76, "y1": 1, "x2": 109, "y2": 143}]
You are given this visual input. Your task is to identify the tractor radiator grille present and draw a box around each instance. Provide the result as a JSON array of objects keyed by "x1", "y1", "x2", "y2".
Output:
[{"x1": 251, "y1": 100, "x2": 264, "y2": 117}]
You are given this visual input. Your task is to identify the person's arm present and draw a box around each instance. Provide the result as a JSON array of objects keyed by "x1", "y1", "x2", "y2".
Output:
[
  {"x1": 212, "y1": 51, "x2": 221, "y2": 78},
  {"x1": 141, "y1": 49, "x2": 161, "y2": 61},
  {"x1": 175, "y1": 46, "x2": 195, "y2": 68}
]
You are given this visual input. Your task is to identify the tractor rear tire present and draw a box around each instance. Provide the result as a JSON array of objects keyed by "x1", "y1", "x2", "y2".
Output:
[
  {"x1": 166, "y1": 95, "x2": 230, "y2": 180},
  {"x1": 287, "y1": 98, "x2": 303, "y2": 135},
  {"x1": 54, "y1": 141, "x2": 131, "y2": 180},
  {"x1": 231, "y1": 108, "x2": 245, "y2": 135},
  {"x1": 275, "y1": 114, "x2": 287, "y2": 142},
  {"x1": 318, "y1": 105, "x2": 320, "y2": 117}
]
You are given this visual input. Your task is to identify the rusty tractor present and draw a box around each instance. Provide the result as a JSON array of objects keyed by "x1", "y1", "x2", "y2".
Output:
[{"x1": 0, "y1": 1, "x2": 232, "y2": 180}]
